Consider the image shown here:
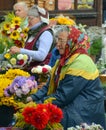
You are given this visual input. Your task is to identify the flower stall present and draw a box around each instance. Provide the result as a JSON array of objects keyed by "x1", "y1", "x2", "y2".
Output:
[{"x1": 0, "y1": 11, "x2": 105, "y2": 130}]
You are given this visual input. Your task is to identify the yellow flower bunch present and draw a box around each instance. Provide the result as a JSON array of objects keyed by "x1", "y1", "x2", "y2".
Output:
[
  {"x1": 0, "y1": 78, "x2": 12, "y2": 97},
  {"x1": 50, "y1": 15, "x2": 76, "y2": 26},
  {"x1": 0, "y1": 69, "x2": 30, "y2": 108},
  {"x1": 0, "y1": 12, "x2": 29, "y2": 54},
  {"x1": 0, "y1": 68, "x2": 30, "y2": 80}
]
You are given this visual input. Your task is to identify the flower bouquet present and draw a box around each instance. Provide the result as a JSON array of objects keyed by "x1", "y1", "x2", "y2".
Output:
[
  {"x1": 14, "y1": 102, "x2": 63, "y2": 130},
  {"x1": 31, "y1": 64, "x2": 52, "y2": 82},
  {"x1": 0, "y1": 12, "x2": 29, "y2": 51},
  {"x1": 0, "y1": 12, "x2": 31, "y2": 70},
  {"x1": 3, "y1": 53, "x2": 32, "y2": 70},
  {"x1": 4, "y1": 75, "x2": 38, "y2": 103},
  {"x1": 0, "y1": 69, "x2": 30, "y2": 107},
  {"x1": 0, "y1": 69, "x2": 30, "y2": 127}
]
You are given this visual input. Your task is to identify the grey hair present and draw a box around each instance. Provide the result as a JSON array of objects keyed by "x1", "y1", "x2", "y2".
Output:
[
  {"x1": 13, "y1": 2, "x2": 28, "y2": 12},
  {"x1": 54, "y1": 25, "x2": 69, "y2": 37},
  {"x1": 28, "y1": 5, "x2": 39, "y2": 18}
]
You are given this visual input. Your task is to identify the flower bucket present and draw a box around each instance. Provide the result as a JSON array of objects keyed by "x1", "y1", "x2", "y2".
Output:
[{"x1": 0, "y1": 105, "x2": 15, "y2": 127}]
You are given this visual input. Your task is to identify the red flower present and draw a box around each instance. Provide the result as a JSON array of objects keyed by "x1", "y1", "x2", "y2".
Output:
[
  {"x1": 42, "y1": 67, "x2": 49, "y2": 74},
  {"x1": 14, "y1": 40, "x2": 23, "y2": 48},
  {"x1": 22, "y1": 103, "x2": 63, "y2": 129},
  {"x1": 47, "y1": 103, "x2": 63, "y2": 124},
  {"x1": 17, "y1": 59, "x2": 24, "y2": 65},
  {"x1": 22, "y1": 107, "x2": 36, "y2": 124},
  {"x1": 15, "y1": 25, "x2": 20, "y2": 29},
  {"x1": 31, "y1": 110, "x2": 49, "y2": 129}
]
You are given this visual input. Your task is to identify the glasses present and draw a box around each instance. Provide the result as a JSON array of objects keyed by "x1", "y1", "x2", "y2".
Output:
[
  {"x1": 28, "y1": 16, "x2": 35, "y2": 21},
  {"x1": 56, "y1": 38, "x2": 68, "y2": 44}
]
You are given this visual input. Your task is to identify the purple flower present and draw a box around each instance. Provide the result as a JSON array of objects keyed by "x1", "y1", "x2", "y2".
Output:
[
  {"x1": 27, "y1": 76, "x2": 35, "y2": 81},
  {"x1": 4, "y1": 76, "x2": 38, "y2": 101}
]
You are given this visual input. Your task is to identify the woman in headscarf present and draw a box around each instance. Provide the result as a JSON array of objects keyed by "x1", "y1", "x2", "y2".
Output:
[{"x1": 26, "y1": 25, "x2": 106, "y2": 129}]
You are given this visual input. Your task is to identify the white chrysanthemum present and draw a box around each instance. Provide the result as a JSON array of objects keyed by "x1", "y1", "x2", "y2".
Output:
[
  {"x1": 17, "y1": 54, "x2": 24, "y2": 60},
  {"x1": 17, "y1": 27, "x2": 22, "y2": 33},
  {"x1": 7, "y1": 63, "x2": 12, "y2": 68},
  {"x1": 7, "y1": 30, "x2": 11, "y2": 34},
  {"x1": 31, "y1": 66, "x2": 42, "y2": 74}
]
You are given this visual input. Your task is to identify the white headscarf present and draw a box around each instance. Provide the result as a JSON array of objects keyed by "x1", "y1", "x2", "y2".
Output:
[{"x1": 28, "y1": 5, "x2": 49, "y2": 24}]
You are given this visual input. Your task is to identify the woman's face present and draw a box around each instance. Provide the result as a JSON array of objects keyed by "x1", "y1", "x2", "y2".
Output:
[
  {"x1": 56, "y1": 31, "x2": 69, "y2": 55},
  {"x1": 28, "y1": 16, "x2": 40, "y2": 28},
  {"x1": 14, "y1": 5, "x2": 27, "y2": 19}
]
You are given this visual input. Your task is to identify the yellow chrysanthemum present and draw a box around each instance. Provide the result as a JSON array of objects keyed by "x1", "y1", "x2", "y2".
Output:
[
  {"x1": 57, "y1": 17, "x2": 76, "y2": 25},
  {"x1": 50, "y1": 16, "x2": 76, "y2": 26},
  {"x1": 4, "y1": 53, "x2": 11, "y2": 59},
  {"x1": 0, "y1": 78, "x2": 12, "y2": 97},
  {"x1": 0, "y1": 69, "x2": 30, "y2": 108},
  {"x1": 12, "y1": 16, "x2": 22, "y2": 25},
  {"x1": 4, "y1": 69, "x2": 30, "y2": 80},
  {"x1": 10, "y1": 30, "x2": 20, "y2": 40}
]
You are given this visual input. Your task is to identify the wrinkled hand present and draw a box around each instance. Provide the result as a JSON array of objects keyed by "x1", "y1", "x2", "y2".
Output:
[
  {"x1": 38, "y1": 82, "x2": 46, "y2": 89},
  {"x1": 26, "y1": 96, "x2": 33, "y2": 103},
  {"x1": 10, "y1": 46, "x2": 21, "y2": 54}
]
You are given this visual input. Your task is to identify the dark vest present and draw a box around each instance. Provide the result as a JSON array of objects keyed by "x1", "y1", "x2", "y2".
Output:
[{"x1": 24, "y1": 23, "x2": 53, "y2": 71}]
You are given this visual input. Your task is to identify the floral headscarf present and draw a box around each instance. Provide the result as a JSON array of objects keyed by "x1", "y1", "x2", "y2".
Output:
[
  {"x1": 68, "y1": 26, "x2": 90, "y2": 55},
  {"x1": 60, "y1": 26, "x2": 90, "y2": 66},
  {"x1": 55, "y1": 26, "x2": 90, "y2": 86}
]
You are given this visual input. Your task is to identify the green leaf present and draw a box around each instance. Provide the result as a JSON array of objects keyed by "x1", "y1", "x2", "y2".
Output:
[{"x1": 89, "y1": 37, "x2": 103, "y2": 56}]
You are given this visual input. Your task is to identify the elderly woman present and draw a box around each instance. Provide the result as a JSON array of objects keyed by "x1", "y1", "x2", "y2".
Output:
[
  {"x1": 10, "y1": 5, "x2": 54, "y2": 71},
  {"x1": 26, "y1": 25, "x2": 106, "y2": 129},
  {"x1": 13, "y1": 2, "x2": 29, "y2": 27}
]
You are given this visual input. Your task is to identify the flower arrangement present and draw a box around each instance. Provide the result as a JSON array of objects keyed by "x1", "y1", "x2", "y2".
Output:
[
  {"x1": 0, "y1": 69, "x2": 30, "y2": 108},
  {"x1": 67, "y1": 123, "x2": 104, "y2": 130},
  {"x1": 50, "y1": 15, "x2": 76, "y2": 26},
  {"x1": 14, "y1": 102, "x2": 63, "y2": 130},
  {"x1": 0, "y1": 12, "x2": 31, "y2": 70},
  {"x1": 3, "y1": 53, "x2": 32, "y2": 70},
  {"x1": 4, "y1": 76, "x2": 38, "y2": 103},
  {"x1": 0, "y1": 12, "x2": 29, "y2": 53},
  {"x1": 31, "y1": 64, "x2": 52, "y2": 82}
]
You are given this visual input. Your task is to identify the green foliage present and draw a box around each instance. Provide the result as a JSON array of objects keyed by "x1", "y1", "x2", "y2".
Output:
[
  {"x1": 89, "y1": 37, "x2": 103, "y2": 56},
  {"x1": 0, "y1": 37, "x2": 14, "y2": 54}
]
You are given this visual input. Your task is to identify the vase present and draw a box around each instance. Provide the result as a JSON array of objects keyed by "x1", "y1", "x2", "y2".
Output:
[{"x1": 0, "y1": 105, "x2": 15, "y2": 127}]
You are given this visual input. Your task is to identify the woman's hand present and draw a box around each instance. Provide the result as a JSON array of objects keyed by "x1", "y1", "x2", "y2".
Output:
[
  {"x1": 26, "y1": 96, "x2": 33, "y2": 103},
  {"x1": 10, "y1": 46, "x2": 21, "y2": 54},
  {"x1": 38, "y1": 82, "x2": 46, "y2": 89}
]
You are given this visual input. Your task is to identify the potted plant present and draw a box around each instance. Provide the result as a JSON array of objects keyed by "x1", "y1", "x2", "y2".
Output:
[{"x1": 86, "y1": 26, "x2": 103, "y2": 62}]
